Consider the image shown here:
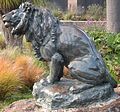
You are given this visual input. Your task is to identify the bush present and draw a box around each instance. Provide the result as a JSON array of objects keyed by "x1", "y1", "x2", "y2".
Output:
[
  {"x1": 0, "y1": 46, "x2": 47, "y2": 91},
  {"x1": 15, "y1": 55, "x2": 45, "y2": 89},
  {"x1": 85, "y1": 4, "x2": 106, "y2": 20},
  {"x1": 0, "y1": 57, "x2": 22, "y2": 100}
]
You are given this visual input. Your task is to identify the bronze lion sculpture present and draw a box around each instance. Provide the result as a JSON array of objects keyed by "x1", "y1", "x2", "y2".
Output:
[{"x1": 2, "y1": 2, "x2": 117, "y2": 87}]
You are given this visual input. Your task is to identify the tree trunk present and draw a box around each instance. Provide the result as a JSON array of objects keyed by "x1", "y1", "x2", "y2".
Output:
[
  {"x1": 0, "y1": 14, "x2": 23, "y2": 48},
  {"x1": 107, "y1": 0, "x2": 120, "y2": 33}
]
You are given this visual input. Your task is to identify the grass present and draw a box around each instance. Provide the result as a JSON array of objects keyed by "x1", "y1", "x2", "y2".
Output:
[
  {"x1": 15, "y1": 55, "x2": 45, "y2": 89},
  {"x1": 0, "y1": 91, "x2": 32, "y2": 111},
  {"x1": 0, "y1": 34, "x2": 6, "y2": 49},
  {"x1": 0, "y1": 57, "x2": 23, "y2": 100},
  {"x1": 0, "y1": 43, "x2": 48, "y2": 110}
]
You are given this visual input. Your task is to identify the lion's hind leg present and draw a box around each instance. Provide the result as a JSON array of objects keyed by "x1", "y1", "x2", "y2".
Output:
[{"x1": 68, "y1": 56, "x2": 106, "y2": 86}]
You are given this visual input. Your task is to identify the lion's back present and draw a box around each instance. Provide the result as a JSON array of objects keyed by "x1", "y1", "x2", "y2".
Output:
[{"x1": 58, "y1": 24, "x2": 93, "y2": 61}]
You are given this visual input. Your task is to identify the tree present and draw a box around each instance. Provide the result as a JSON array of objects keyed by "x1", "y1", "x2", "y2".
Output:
[
  {"x1": 0, "y1": 0, "x2": 23, "y2": 47},
  {"x1": 107, "y1": 0, "x2": 120, "y2": 33}
]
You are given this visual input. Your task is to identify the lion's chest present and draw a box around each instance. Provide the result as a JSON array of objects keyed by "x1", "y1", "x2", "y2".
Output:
[{"x1": 40, "y1": 40, "x2": 56, "y2": 61}]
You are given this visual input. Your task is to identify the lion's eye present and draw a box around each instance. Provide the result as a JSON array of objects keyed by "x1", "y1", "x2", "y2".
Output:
[
  {"x1": 12, "y1": 10, "x2": 16, "y2": 14},
  {"x1": 12, "y1": 14, "x2": 16, "y2": 18}
]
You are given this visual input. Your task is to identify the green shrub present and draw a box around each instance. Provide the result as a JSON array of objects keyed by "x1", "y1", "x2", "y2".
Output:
[
  {"x1": 52, "y1": 9, "x2": 64, "y2": 20},
  {"x1": 63, "y1": 12, "x2": 76, "y2": 20},
  {"x1": 87, "y1": 29, "x2": 120, "y2": 83},
  {"x1": 85, "y1": 4, "x2": 106, "y2": 20}
]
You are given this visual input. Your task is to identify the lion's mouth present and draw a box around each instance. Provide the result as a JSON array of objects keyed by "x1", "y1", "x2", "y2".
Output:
[
  {"x1": 2, "y1": 15, "x2": 11, "y2": 28},
  {"x1": 4, "y1": 22, "x2": 11, "y2": 27},
  {"x1": 2, "y1": 19, "x2": 11, "y2": 28}
]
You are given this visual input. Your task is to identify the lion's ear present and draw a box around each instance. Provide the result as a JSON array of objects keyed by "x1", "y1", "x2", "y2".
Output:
[
  {"x1": 22, "y1": 2, "x2": 32, "y2": 12},
  {"x1": 23, "y1": 6, "x2": 31, "y2": 13},
  {"x1": 26, "y1": 7, "x2": 31, "y2": 12}
]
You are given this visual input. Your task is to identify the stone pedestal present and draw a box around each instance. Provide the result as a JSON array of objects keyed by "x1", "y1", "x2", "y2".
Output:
[{"x1": 32, "y1": 78, "x2": 117, "y2": 110}]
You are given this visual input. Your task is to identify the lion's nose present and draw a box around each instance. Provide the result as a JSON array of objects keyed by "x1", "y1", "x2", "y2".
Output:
[
  {"x1": 2, "y1": 15, "x2": 6, "y2": 22},
  {"x1": 2, "y1": 14, "x2": 5, "y2": 19},
  {"x1": 2, "y1": 15, "x2": 9, "y2": 23}
]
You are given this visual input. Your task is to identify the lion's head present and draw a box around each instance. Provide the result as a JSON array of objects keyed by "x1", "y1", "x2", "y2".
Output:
[
  {"x1": 2, "y1": 2, "x2": 35, "y2": 35},
  {"x1": 2, "y1": 2, "x2": 61, "y2": 43}
]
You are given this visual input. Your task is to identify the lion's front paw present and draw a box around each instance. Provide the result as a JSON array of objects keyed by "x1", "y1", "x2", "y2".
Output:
[
  {"x1": 46, "y1": 76, "x2": 54, "y2": 84},
  {"x1": 46, "y1": 76, "x2": 60, "y2": 84},
  {"x1": 39, "y1": 75, "x2": 59, "y2": 86},
  {"x1": 40, "y1": 78, "x2": 52, "y2": 86}
]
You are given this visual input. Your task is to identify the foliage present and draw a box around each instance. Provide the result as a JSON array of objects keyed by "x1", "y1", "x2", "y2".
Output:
[
  {"x1": 0, "y1": 47, "x2": 22, "y2": 60},
  {"x1": 0, "y1": 0, "x2": 22, "y2": 13},
  {"x1": 52, "y1": 10, "x2": 64, "y2": 20},
  {"x1": 85, "y1": 4, "x2": 106, "y2": 20},
  {"x1": 33, "y1": 0, "x2": 50, "y2": 7},
  {"x1": 0, "y1": 34, "x2": 6, "y2": 49},
  {"x1": 53, "y1": 4, "x2": 105, "y2": 21},
  {"x1": 15, "y1": 55, "x2": 45, "y2": 89},
  {"x1": 0, "y1": 0, "x2": 50, "y2": 13},
  {"x1": 63, "y1": 67, "x2": 73, "y2": 79},
  {"x1": 0, "y1": 92, "x2": 32, "y2": 111},
  {"x1": 86, "y1": 29, "x2": 120, "y2": 83},
  {"x1": 63, "y1": 12, "x2": 78, "y2": 21},
  {"x1": 0, "y1": 57, "x2": 23, "y2": 100},
  {"x1": 0, "y1": 45, "x2": 48, "y2": 99}
]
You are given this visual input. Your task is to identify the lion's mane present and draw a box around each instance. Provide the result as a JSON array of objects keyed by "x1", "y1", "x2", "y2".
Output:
[{"x1": 26, "y1": 4, "x2": 61, "y2": 45}]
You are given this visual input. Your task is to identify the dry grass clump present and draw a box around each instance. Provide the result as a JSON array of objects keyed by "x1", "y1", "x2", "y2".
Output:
[
  {"x1": 0, "y1": 47, "x2": 22, "y2": 60},
  {"x1": 0, "y1": 46, "x2": 46, "y2": 99},
  {"x1": 0, "y1": 57, "x2": 22, "y2": 100},
  {"x1": 63, "y1": 67, "x2": 69, "y2": 76},
  {"x1": 15, "y1": 55, "x2": 45, "y2": 89},
  {"x1": 63, "y1": 66, "x2": 73, "y2": 79},
  {"x1": 0, "y1": 34, "x2": 6, "y2": 49}
]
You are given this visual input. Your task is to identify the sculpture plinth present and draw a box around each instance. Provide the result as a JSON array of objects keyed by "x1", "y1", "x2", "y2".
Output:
[{"x1": 32, "y1": 78, "x2": 117, "y2": 110}]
